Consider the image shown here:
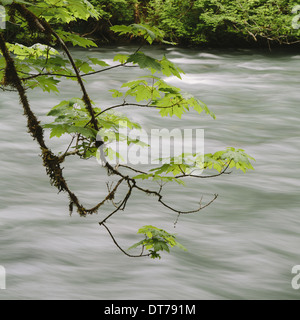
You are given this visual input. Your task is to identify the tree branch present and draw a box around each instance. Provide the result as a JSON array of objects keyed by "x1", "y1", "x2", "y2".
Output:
[
  {"x1": 101, "y1": 223, "x2": 151, "y2": 258},
  {"x1": 20, "y1": 63, "x2": 138, "y2": 81},
  {"x1": 1, "y1": 3, "x2": 223, "y2": 259},
  {"x1": 175, "y1": 162, "x2": 233, "y2": 179}
]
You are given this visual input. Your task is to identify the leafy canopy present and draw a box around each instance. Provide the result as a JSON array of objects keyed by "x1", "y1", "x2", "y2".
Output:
[{"x1": 0, "y1": 0, "x2": 255, "y2": 259}]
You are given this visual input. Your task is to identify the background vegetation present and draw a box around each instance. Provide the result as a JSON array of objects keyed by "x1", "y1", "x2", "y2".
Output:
[
  {"x1": 3, "y1": 0, "x2": 300, "y2": 48},
  {"x1": 85, "y1": 0, "x2": 300, "y2": 47}
]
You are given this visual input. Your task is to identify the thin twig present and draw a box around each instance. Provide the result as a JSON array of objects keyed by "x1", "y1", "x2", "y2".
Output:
[
  {"x1": 98, "y1": 180, "x2": 133, "y2": 225},
  {"x1": 101, "y1": 223, "x2": 151, "y2": 258},
  {"x1": 175, "y1": 162, "x2": 232, "y2": 179}
]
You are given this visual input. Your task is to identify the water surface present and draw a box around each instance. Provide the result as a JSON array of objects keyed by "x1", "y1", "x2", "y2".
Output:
[{"x1": 0, "y1": 46, "x2": 299, "y2": 300}]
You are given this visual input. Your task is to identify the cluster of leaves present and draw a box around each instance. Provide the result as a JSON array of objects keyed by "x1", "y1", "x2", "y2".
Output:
[
  {"x1": 44, "y1": 97, "x2": 144, "y2": 160},
  {"x1": 0, "y1": 42, "x2": 109, "y2": 92},
  {"x1": 1, "y1": 0, "x2": 101, "y2": 45},
  {"x1": 204, "y1": 148, "x2": 255, "y2": 173},
  {"x1": 132, "y1": 148, "x2": 254, "y2": 187},
  {"x1": 129, "y1": 225, "x2": 187, "y2": 259},
  {"x1": 38, "y1": 29, "x2": 217, "y2": 169}
]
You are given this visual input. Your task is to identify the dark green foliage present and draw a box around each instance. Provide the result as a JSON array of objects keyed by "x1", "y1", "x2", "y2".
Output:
[
  {"x1": 3, "y1": 0, "x2": 299, "y2": 47},
  {"x1": 146, "y1": 0, "x2": 300, "y2": 46},
  {"x1": 88, "y1": 0, "x2": 300, "y2": 47}
]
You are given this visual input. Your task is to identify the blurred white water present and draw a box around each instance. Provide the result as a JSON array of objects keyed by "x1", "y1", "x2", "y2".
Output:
[{"x1": 0, "y1": 46, "x2": 299, "y2": 300}]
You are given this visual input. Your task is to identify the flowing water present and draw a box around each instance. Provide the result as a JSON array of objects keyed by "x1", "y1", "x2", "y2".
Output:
[{"x1": 0, "y1": 45, "x2": 299, "y2": 300}]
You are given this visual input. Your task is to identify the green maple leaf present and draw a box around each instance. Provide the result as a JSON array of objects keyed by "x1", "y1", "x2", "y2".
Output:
[{"x1": 127, "y1": 52, "x2": 162, "y2": 71}]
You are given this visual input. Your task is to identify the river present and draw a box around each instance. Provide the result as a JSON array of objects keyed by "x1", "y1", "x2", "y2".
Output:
[{"x1": 0, "y1": 45, "x2": 299, "y2": 300}]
